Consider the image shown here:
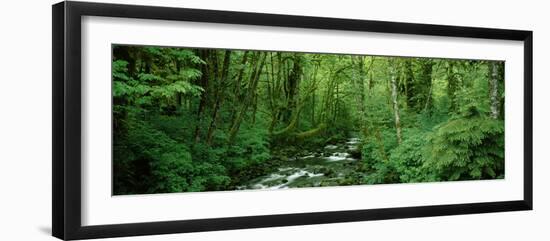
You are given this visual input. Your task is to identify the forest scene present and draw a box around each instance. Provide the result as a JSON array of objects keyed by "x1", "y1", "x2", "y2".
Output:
[{"x1": 112, "y1": 44, "x2": 505, "y2": 195}]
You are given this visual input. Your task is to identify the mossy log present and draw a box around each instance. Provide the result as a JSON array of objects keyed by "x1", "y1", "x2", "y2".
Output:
[{"x1": 295, "y1": 123, "x2": 327, "y2": 140}]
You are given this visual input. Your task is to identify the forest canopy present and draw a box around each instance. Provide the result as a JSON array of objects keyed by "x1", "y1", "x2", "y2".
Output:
[{"x1": 112, "y1": 45, "x2": 505, "y2": 195}]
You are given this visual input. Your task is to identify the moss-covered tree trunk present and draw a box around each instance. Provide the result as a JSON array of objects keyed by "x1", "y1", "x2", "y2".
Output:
[
  {"x1": 206, "y1": 50, "x2": 232, "y2": 145},
  {"x1": 228, "y1": 52, "x2": 267, "y2": 143}
]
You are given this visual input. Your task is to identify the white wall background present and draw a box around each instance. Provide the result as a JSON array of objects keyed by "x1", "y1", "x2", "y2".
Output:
[{"x1": 0, "y1": 0, "x2": 547, "y2": 240}]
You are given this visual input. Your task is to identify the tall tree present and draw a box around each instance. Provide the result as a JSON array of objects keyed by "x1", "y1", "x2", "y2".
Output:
[
  {"x1": 206, "y1": 50, "x2": 232, "y2": 144},
  {"x1": 389, "y1": 58, "x2": 403, "y2": 144},
  {"x1": 282, "y1": 54, "x2": 303, "y2": 123},
  {"x1": 402, "y1": 59, "x2": 415, "y2": 109},
  {"x1": 193, "y1": 49, "x2": 211, "y2": 143},
  {"x1": 228, "y1": 52, "x2": 267, "y2": 143},
  {"x1": 352, "y1": 56, "x2": 375, "y2": 135},
  {"x1": 416, "y1": 59, "x2": 434, "y2": 113}
]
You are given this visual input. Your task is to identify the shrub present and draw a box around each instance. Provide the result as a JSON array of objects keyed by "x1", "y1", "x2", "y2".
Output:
[{"x1": 422, "y1": 114, "x2": 504, "y2": 181}]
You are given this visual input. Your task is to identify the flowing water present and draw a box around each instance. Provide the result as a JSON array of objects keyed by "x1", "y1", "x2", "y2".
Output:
[{"x1": 238, "y1": 137, "x2": 362, "y2": 190}]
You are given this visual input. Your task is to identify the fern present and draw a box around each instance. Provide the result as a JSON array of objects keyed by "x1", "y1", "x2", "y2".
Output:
[{"x1": 422, "y1": 115, "x2": 504, "y2": 181}]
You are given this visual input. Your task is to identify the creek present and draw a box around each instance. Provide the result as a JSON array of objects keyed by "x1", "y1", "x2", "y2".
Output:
[{"x1": 238, "y1": 137, "x2": 363, "y2": 190}]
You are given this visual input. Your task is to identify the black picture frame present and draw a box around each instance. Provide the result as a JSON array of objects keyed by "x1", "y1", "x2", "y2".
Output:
[{"x1": 52, "y1": 1, "x2": 533, "y2": 240}]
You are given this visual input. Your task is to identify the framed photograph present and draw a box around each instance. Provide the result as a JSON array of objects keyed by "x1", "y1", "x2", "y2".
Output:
[{"x1": 52, "y1": 1, "x2": 533, "y2": 240}]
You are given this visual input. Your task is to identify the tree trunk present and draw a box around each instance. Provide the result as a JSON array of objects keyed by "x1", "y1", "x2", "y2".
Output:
[
  {"x1": 310, "y1": 62, "x2": 319, "y2": 126},
  {"x1": 273, "y1": 81, "x2": 318, "y2": 137},
  {"x1": 282, "y1": 54, "x2": 303, "y2": 123},
  {"x1": 228, "y1": 51, "x2": 250, "y2": 125},
  {"x1": 352, "y1": 56, "x2": 372, "y2": 135},
  {"x1": 403, "y1": 59, "x2": 414, "y2": 109},
  {"x1": 206, "y1": 50, "x2": 232, "y2": 145},
  {"x1": 112, "y1": 45, "x2": 136, "y2": 78},
  {"x1": 389, "y1": 58, "x2": 403, "y2": 145},
  {"x1": 447, "y1": 62, "x2": 459, "y2": 113},
  {"x1": 419, "y1": 60, "x2": 434, "y2": 114},
  {"x1": 333, "y1": 83, "x2": 339, "y2": 123},
  {"x1": 296, "y1": 123, "x2": 327, "y2": 140},
  {"x1": 193, "y1": 50, "x2": 210, "y2": 143},
  {"x1": 228, "y1": 53, "x2": 267, "y2": 143},
  {"x1": 489, "y1": 61, "x2": 500, "y2": 119}
]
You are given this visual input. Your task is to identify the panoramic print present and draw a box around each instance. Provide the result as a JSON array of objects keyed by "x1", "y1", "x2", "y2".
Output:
[{"x1": 112, "y1": 45, "x2": 505, "y2": 195}]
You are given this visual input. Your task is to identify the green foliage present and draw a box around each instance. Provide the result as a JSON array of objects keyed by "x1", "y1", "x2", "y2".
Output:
[
  {"x1": 114, "y1": 63, "x2": 202, "y2": 101},
  {"x1": 361, "y1": 128, "x2": 397, "y2": 165},
  {"x1": 422, "y1": 113, "x2": 504, "y2": 181},
  {"x1": 388, "y1": 129, "x2": 430, "y2": 182},
  {"x1": 168, "y1": 48, "x2": 206, "y2": 65},
  {"x1": 150, "y1": 80, "x2": 203, "y2": 99},
  {"x1": 112, "y1": 44, "x2": 505, "y2": 194},
  {"x1": 112, "y1": 60, "x2": 151, "y2": 100},
  {"x1": 113, "y1": 113, "x2": 230, "y2": 194},
  {"x1": 226, "y1": 124, "x2": 271, "y2": 170},
  {"x1": 364, "y1": 109, "x2": 504, "y2": 184},
  {"x1": 361, "y1": 127, "x2": 401, "y2": 184}
]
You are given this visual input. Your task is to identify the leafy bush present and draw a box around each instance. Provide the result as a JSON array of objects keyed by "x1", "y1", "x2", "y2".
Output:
[
  {"x1": 361, "y1": 127, "x2": 401, "y2": 184},
  {"x1": 224, "y1": 123, "x2": 271, "y2": 183},
  {"x1": 389, "y1": 129, "x2": 431, "y2": 182},
  {"x1": 361, "y1": 127, "x2": 398, "y2": 166},
  {"x1": 422, "y1": 114, "x2": 504, "y2": 181},
  {"x1": 113, "y1": 113, "x2": 230, "y2": 194},
  {"x1": 363, "y1": 109, "x2": 504, "y2": 184}
]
